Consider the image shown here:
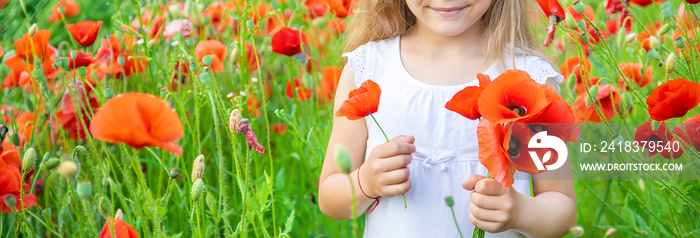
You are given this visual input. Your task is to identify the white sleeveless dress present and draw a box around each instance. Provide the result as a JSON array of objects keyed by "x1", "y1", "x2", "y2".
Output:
[{"x1": 342, "y1": 36, "x2": 564, "y2": 238}]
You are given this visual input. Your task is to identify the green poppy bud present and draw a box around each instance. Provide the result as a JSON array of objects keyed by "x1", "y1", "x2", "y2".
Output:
[
  {"x1": 3, "y1": 195, "x2": 16, "y2": 211},
  {"x1": 657, "y1": 23, "x2": 671, "y2": 37},
  {"x1": 46, "y1": 158, "x2": 61, "y2": 170},
  {"x1": 624, "y1": 33, "x2": 637, "y2": 44},
  {"x1": 28, "y1": 24, "x2": 37, "y2": 37},
  {"x1": 666, "y1": 52, "x2": 678, "y2": 73},
  {"x1": 186, "y1": 38, "x2": 195, "y2": 47},
  {"x1": 229, "y1": 109, "x2": 242, "y2": 134},
  {"x1": 334, "y1": 145, "x2": 352, "y2": 174},
  {"x1": 191, "y1": 154, "x2": 205, "y2": 181},
  {"x1": 22, "y1": 148, "x2": 37, "y2": 172},
  {"x1": 569, "y1": 226, "x2": 584, "y2": 237},
  {"x1": 76, "y1": 181, "x2": 92, "y2": 200},
  {"x1": 31, "y1": 69, "x2": 44, "y2": 79},
  {"x1": 57, "y1": 160, "x2": 79, "y2": 178},
  {"x1": 42, "y1": 152, "x2": 51, "y2": 163},
  {"x1": 585, "y1": 85, "x2": 599, "y2": 107},
  {"x1": 191, "y1": 179, "x2": 206, "y2": 201},
  {"x1": 648, "y1": 36, "x2": 660, "y2": 49},
  {"x1": 97, "y1": 197, "x2": 111, "y2": 218},
  {"x1": 103, "y1": 87, "x2": 114, "y2": 99},
  {"x1": 70, "y1": 50, "x2": 77, "y2": 59}
]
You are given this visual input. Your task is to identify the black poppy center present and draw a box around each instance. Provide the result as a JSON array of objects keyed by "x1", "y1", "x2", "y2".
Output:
[
  {"x1": 509, "y1": 104, "x2": 527, "y2": 116},
  {"x1": 507, "y1": 139, "x2": 521, "y2": 157}
]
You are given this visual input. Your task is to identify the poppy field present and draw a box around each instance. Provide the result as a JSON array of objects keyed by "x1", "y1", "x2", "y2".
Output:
[{"x1": 1, "y1": 0, "x2": 700, "y2": 237}]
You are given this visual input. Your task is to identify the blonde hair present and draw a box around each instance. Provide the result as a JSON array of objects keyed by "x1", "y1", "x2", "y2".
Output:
[{"x1": 344, "y1": 0, "x2": 550, "y2": 72}]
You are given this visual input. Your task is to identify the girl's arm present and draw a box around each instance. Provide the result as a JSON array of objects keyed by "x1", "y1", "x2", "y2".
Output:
[
  {"x1": 463, "y1": 78, "x2": 577, "y2": 237},
  {"x1": 318, "y1": 64, "x2": 416, "y2": 220}
]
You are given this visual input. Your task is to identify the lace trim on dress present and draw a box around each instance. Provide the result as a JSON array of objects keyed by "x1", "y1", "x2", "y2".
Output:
[{"x1": 529, "y1": 58, "x2": 565, "y2": 85}]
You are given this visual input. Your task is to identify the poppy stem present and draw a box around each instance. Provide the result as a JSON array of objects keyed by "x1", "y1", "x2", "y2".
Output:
[
  {"x1": 370, "y1": 114, "x2": 408, "y2": 209},
  {"x1": 370, "y1": 114, "x2": 390, "y2": 142}
]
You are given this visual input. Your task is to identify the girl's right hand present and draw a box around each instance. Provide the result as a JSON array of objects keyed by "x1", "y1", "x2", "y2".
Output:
[{"x1": 359, "y1": 135, "x2": 416, "y2": 198}]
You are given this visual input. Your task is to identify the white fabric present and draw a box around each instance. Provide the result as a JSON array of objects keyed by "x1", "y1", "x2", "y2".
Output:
[{"x1": 342, "y1": 36, "x2": 564, "y2": 238}]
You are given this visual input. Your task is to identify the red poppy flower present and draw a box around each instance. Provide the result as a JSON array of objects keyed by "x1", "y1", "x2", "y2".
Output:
[
  {"x1": 635, "y1": 122, "x2": 684, "y2": 159},
  {"x1": 63, "y1": 50, "x2": 95, "y2": 69},
  {"x1": 271, "y1": 27, "x2": 308, "y2": 57},
  {"x1": 52, "y1": 83, "x2": 99, "y2": 140},
  {"x1": 476, "y1": 119, "x2": 515, "y2": 187},
  {"x1": 66, "y1": 21, "x2": 103, "y2": 47},
  {"x1": 95, "y1": 35, "x2": 121, "y2": 61},
  {"x1": 285, "y1": 78, "x2": 313, "y2": 102},
  {"x1": 445, "y1": 73, "x2": 491, "y2": 120},
  {"x1": 477, "y1": 70, "x2": 550, "y2": 124},
  {"x1": 0, "y1": 143, "x2": 38, "y2": 213},
  {"x1": 11, "y1": 29, "x2": 55, "y2": 64},
  {"x1": 502, "y1": 123, "x2": 568, "y2": 174},
  {"x1": 203, "y1": 1, "x2": 237, "y2": 33},
  {"x1": 630, "y1": 0, "x2": 665, "y2": 6},
  {"x1": 675, "y1": 114, "x2": 700, "y2": 152},
  {"x1": 48, "y1": 0, "x2": 81, "y2": 23},
  {"x1": 89, "y1": 93, "x2": 184, "y2": 156},
  {"x1": 605, "y1": 0, "x2": 624, "y2": 14},
  {"x1": 131, "y1": 9, "x2": 164, "y2": 39},
  {"x1": 106, "y1": 53, "x2": 147, "y2": 78},
  {"x1": 575, "y1": 76, "x2": 600, "y2": 95},
  {"x1": 0, "y1": 0, "x2": 7, "y2": 9},
  {"x1": 335, "y1": 80, "x2": 381, "y2": 120},
  {"x1": 99, "y1": 217, "x2": 139, "y2": 238},
  {"x1": 305, "y1": 0, "x2": 327, "y2": 18},
  {"x1": 244, "y1": 44, "x2": 262, "y2": 72},
  {"x1": 0, "y1": 44, "x2": 3, "y2": 59},
  {"x1": 317, "y1": 66, "x2": 342, "y2": 103},
  {"x1": 606, "y1": 19, "x2": 620, "y2": 34},
  {"x1": 559, "y1": 56, "x2": 590, "y2": 82},
  {"x1": 272, "y1": 123, "x2": 287, "y2": 134},
  {"x1": 326, "y1": 0, "x2": 358, "y2": 18},
  {"x1": 535, "y1": 0, "x2": 565, "y2": 46},
  {"x1": 249, "y1": 2, "x2": 285, "y2": 35},
  {"x1": 619, "y1": 62, "x2": 652, "y2": 90},
  {"x1": 646, "y1": 78, "x2": 700, "y2": 121},
  {"x1": 15, "y1": 111, "x2": 34, "y2": 147},
  {"x1": 195, "y1": 40, "x2": 227, "y2": 73},
  {"x1": 575, "y1": 84, "x2": 620, "y2": 123},
  {"x1": 688, "y1": 0, "x2": 700, "y2": 4},
  {"x1": 328, "y1": 18, "x2": 346, "y2": 34},
  {"x1": 163, "y1": 19, "x2": 193, "y2": 39}
]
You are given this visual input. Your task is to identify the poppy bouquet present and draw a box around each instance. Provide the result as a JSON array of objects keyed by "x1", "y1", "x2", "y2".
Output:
[{"x1": 446, "y1": 69, "x2": 581, "y2": 188}]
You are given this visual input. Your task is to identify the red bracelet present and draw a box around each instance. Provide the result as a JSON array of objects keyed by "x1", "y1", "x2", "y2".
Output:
[{"x1": 357, "y1": 163, "x2": 380, "y2": 213}]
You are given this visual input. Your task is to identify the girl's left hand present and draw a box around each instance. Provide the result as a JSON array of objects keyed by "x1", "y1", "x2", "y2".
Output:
[{"x1": 462, "y1": 174, "x2": 520, "y2": 233}]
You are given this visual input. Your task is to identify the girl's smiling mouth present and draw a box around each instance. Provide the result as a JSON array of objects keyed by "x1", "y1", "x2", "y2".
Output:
[{"x1": 429, "y1": 6, "x2": 468, "y2": 18}]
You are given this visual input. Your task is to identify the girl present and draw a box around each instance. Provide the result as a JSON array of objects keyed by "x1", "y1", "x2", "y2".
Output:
[{"x1": 319, "y1": 0, "x2": 577, "y2": 237}]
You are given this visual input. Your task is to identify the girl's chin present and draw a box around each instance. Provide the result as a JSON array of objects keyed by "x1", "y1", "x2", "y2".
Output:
[{"x1": 423, "y1": 24, "x2": 473, "y2": 37}]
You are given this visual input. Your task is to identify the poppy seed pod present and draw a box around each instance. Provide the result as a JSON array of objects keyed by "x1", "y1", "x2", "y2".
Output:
[
  {"x1": 675, "y1": 37, "x2": 686, "y2": 49},
  {"x1": 76, "y1": 181, "x2": 92, "y2": 200},
  {"x1": 57, "y1": 160, "x2": 79, "y2": 178},
  {"x1": 229, "y1": 109, "x2": 242, "y2": 134},
  {"x1": 573, "y1": 1, "x2": 585, "y2": 15},
  {"x1": 202, "y1": 55, "x2": 213, "y2": 66},
  {"x1": 576, "y1": 20, "x2": 586, "y2": 31},
  {"x1": 22, "y1": 148, "x2": 37, "y2": 172},
  {"x1": 191, "y1": 154, "x2": 205, "y2": 181},
  {"x1": 191, "y1": 179, "x2": 206, "y2": 201},
  {"x1": 444, "y1": 196, "x2": 454, "y2": 207},
  {"x1": 334, "y1": 145, "x2": 352, "y2": 174}
]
